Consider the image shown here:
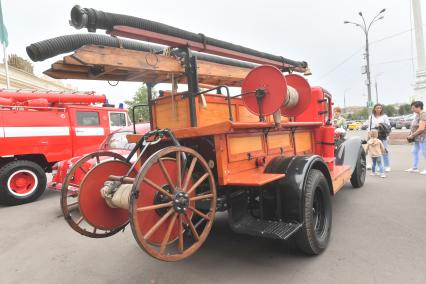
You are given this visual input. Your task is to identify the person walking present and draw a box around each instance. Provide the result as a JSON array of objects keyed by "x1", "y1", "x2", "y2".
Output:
[
  {"x1": 366, "y1": 129, "x2": 386, "y2": 178},
  {"x1": 367, "y1": 104, "x2": 391, "y2": 172},
  {"x1": 405, "y1": 101, "x2": 426, "y2": 174}
]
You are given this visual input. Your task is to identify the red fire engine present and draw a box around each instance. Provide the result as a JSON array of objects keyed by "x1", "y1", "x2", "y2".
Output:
[{"x1": 0, "y1": 90, "x2": 130, "y2": 205}]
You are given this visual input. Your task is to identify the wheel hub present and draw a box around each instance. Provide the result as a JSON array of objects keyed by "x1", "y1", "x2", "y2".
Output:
[
  {"x1": 8, "y1": 170, "x2": 37, "y2": 196},
  {"x1": 173, "y1": 191, "x2": 189, "y2": 213}
]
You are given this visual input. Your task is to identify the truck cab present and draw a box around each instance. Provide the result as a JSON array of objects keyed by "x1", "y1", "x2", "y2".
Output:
[{"x1": 0, "y1": 90, "x2": 130, "y2": 205}]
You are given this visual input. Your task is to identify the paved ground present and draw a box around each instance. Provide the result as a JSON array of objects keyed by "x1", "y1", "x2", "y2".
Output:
[{"x1": 1, "y1": 131, "x2": 426, "y2": 284}]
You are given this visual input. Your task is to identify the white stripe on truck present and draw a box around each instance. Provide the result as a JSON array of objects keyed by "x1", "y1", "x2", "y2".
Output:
[
  {"x1": 3, "y1": 127, "x2": 70, "y2": 137},
  {"x1": 75, "y1": 127, "x2": 105, "y2": 136}
]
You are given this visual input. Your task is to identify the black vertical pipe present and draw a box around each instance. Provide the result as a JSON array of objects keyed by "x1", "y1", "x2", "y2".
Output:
[
  {"x1": 147, "y1": 83, "x2": 154, "y2": 131},
  {"x1": 182, "y1": 47, "x2": 199, "y2": 127}
]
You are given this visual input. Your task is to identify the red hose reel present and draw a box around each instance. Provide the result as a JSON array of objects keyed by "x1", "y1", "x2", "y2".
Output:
[{"x1": 241, "y1": 65, "x2": 311, "y2": 118}]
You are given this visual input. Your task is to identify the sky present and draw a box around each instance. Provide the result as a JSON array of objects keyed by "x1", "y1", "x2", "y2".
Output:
[{"x1": 2, "y1": 0, "x2": 424, "y2": 108}]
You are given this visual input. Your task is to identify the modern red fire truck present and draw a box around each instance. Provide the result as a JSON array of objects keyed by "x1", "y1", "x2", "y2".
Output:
[{"x1": 0, "y1": 90, "x2": 131, "y2": 205}]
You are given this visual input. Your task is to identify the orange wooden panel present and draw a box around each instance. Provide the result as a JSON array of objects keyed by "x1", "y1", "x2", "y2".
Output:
[
  {"x1": 294, "y1": 131, "x2": 314, "y2": 155},
  {"x1": 267, "y1": 132, "x2": 294, "y2": 155},
  {"x1": 197, "y1": 95, "x2": 237, "y2": 127},
  {"x1": 174, "y1": 121, "x2": 232, "y2": 139},
  {"x1": 213, "y1": 134, "x2": 227, "y2": 185},
  {"x1": 213, "y1": 134, "x2": 260, "y2": 186},
  {"x1": 153, "y1": 95, "x2": 190, "y2": 130},
  {"x1": 331, "y1": 165, "x2": 352, "y2": 194},
  {"x1": 227, "y1": 133, "x2": 266, "y2": 162},
  {"x1": 227, "y1": 159, "x2": 259, "y2": 174},
  {"x1": 225, "y1": 168, "x2": 285, "y2": 186},
  {"x1": 237, "y1": 105, "x2": 260, "y2": 122}
]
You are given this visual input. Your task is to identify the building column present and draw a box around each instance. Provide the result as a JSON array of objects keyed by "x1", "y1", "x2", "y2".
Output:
[{"x1": 413, "y1": 0, "x2": 426, "y2": 101}]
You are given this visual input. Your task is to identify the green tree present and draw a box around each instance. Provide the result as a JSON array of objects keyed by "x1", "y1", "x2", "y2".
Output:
[
  {"x1": 124, "y1": 85, "x2": 155, "y2": 123},
  {"x1": 398, "y1": 104, "x2": 411, "y2": 115},
  {"x1": 351, "y1": 107, "x2": 369, "y2": 120},
  {"x1": 383, "y1": 105, "x2": 396, "y2": 117}
]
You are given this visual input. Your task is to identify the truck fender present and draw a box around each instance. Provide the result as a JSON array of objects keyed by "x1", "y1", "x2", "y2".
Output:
[
  {"x1": 264, "y1": 155, "x2": 333, "y2": 223},
  {"x1": 335, "y1": 136, "x2": 363, "y2": 174}
]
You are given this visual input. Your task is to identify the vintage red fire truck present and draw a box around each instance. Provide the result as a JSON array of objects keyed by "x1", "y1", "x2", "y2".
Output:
[
  {"x1": 0, "y1": 90, "x2": 131, "y2": 205},
  {"x1": 27, "y1": 5, "x2": 367, "y2": 261}
]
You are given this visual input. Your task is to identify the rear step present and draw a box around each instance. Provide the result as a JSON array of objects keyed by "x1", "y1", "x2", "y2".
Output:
[{"x1": 231, "y1": 217, "x2": 302, "y2": 240}]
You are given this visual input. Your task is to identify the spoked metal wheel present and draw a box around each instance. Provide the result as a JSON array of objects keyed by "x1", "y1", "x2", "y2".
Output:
[
  {"x1": 61, "y1": 151, "x2": 136, "y2": 238},
  {"x1": 129, "y1": 146, "x2": 216, "y2": 261}
]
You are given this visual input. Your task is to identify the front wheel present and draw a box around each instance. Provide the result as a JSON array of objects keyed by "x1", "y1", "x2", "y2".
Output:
[
  {"x1": 295, "y1": 169, "x2": 332, "y2": 255},
  {"x1": 0, "y1": 160, "x2": 47, "y2": 206},
  {"x1": 350, "y1": 147, "x2": 366, "y2": 188}
]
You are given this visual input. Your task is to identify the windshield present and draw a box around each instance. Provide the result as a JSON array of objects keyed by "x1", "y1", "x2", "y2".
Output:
[{"x1": 102, "y1": 131, "x2": 134, "y2": 150}]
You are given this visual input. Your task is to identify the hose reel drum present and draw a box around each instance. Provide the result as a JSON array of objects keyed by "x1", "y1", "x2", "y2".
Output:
[{"x1": 241, "y1": 65, "x2": 312, "y2": 123}]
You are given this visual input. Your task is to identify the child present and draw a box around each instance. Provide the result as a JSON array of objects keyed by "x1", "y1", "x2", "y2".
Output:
[{"x1": 366, "y1": 129, "x2": 386, "y2": 178}]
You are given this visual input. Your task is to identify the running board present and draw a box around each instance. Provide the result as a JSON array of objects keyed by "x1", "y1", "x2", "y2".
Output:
[{"x1": 231, "y1": 217, "x2": 302, "y2": 240}]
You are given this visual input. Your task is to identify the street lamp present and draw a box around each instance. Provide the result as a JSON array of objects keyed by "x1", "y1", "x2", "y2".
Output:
[
  {"x1": 374, "y1": 72, "x2": 384, "y2": 103},
  {"x1": 343, "y1": 88, "x2": 351, "y2": 110},
  {"x1": 344, "y1": 8, "x2": 386, "y2": 113}
]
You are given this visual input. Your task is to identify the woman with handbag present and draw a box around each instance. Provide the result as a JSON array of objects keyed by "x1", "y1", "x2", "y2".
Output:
[
  {"x1": 405, "y1": 101, "x2": 426, "y2": 174},
  {"x1": 368, "y1": 104, "x2": 391, "y2": 172}
]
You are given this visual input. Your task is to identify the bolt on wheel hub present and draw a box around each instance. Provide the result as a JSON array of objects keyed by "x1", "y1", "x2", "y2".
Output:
[{"x1": 173, "y1": 191, "x2": 189, "y2": 213}]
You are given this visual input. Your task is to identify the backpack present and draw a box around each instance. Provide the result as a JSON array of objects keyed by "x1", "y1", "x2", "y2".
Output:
[
  {"x1": 377, "y1": 123, "x2": 391, "y2": 140},
  {"x1": 369, "y1": 116, "x2": 391, "y2": 140}
]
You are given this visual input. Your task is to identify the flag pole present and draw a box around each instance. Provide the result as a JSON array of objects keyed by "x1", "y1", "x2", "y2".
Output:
[{"x1": 3, "y1": 43, "x2": 9, "y2": 88}]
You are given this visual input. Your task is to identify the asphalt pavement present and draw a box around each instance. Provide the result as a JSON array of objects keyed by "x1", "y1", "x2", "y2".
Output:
[{"x1": 1, "y1": 131, "x2": 426, "y2": 284}]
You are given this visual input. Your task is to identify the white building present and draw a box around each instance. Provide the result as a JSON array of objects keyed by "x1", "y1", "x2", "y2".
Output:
[{"x1": 0, "y1": 63, "x2": 74, "y2": 91}]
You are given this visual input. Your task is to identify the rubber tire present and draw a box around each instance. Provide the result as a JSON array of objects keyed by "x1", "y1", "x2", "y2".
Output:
[
  {"x1": 350, "y1": 147, "x2": 366, "y2": 188},
  {"x1": 0, "y1": 160, "x2": 47, "y2": 206},
  {"x1": 295, "y1": 169, "x2": 332, "y2": 255}
]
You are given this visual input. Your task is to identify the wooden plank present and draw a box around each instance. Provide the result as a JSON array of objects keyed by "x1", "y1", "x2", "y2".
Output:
[
  {"x1": 267, "y1": 132, "x2": 294, "y2": 155},
  {"x1": 227, "y1": 133, "x2": 266, "y2": 162},
  {"x1": 237, "y1": 105, "x2": 261, "y2": 122},
  {"x1": 225, "y1": 169, "x2": 285, "y2": 186},
  {"x1": 63, "y1": 55, "x2": 86, "y2": 66},
  {"x1": 331, "y1": 165, "x2": 352, "y2": 194},
  {"x1": 69, "y1": 45, "x2": 251, "y2": 82},
  {"x1": 43, "y1": 69, "x2": 128, "y2": 81},
  {"x1": 71, "y1": 45, "x2": 184, "y2": 72},
  {"x1": 125, "y1": 70, "x2": 150, "y2": 81},
  {"x1": 294, "y1": 131, "x2": 314, "y2": 155},
  {"x1": 51, "y1": 61, "x2": 89, "y2": 73},
  {"x1": 88, "y1": 66, "x2": 117, "y2": 79},
  {"x1": 153, "y1": 95, "x2": 190, "y2": 129},
  {"x1": 173, "y1": 121, "x2": 233, "y2": 139},
  {"x1": 197, "y1": 95, "x2": 237, "y2": 127},
  {"x1": 214, "y1": 134, "x2": 227, "y2": 186},
  {"x1": 197, "y1": 60, "x2": 248, "y2": 85}
]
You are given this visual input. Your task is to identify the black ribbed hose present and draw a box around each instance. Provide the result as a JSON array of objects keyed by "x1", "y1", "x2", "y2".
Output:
[
  {"x1": 26, "y1": 33, "x2": 161, "y2": 62},
  {"x1": 70, "y1": 5, "x2": 307, "y2": 69},
  {"x1": 26, "y1": 33, "x2": 257, "y2": 70}
]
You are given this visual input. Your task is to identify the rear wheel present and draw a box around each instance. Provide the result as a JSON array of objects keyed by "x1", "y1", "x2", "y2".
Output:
[
  {"x1": 350, "y1": 147, "x2": 366, "y2": 188},
  {"x1": 296, "y1": 169, "x2": 332, "y2": 255},
  {"x1": 0, "y1": 160, "x2": 46, "y2": 206}
]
